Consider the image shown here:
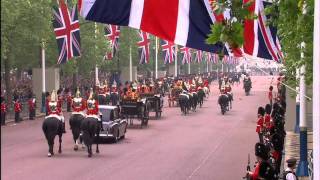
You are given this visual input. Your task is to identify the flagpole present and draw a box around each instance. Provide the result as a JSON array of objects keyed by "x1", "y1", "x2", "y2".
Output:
[
  {"x1": 188, "y1": 63, "x2": 191, "y2": 74},
  {"x1": 206, "y1": 61, "x2": 209, "y2": 73},
  {"x1": 155, "y1": 37, "x2": 158, "y2": 79},
  {"x1": 41, "y1": 42, "x2": 46, "y2": 113},
  {"x1": 129, "y1": 45, "x2": 132, "y2": 81},
  {"x1": 313, "y1": 0, "x2": 320, "y2": 179},
  {"x1": 175, "y1": 44, "x2": 178, "y2": 77},
  {"x1": 94, "y1": 23, "x2": 99, "y2": 85}
]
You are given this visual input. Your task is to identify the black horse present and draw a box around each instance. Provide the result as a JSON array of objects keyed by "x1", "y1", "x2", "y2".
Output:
[
  {"x1": 69, "y1": 113, "x2": 85, "y2": 151},
  {"x1": 197, "y1": 89, "x2": 205, "y2": 107},
  {"x1": 80, "y1": 116, "x2": 101, "y2": 157},
  {"x1": 42, "y1": 116, "x2": 63, "y2": 157},
  {"x1": 244, "y1": 80, "x2": 252, "y2": 96},
  {"x1": 178, "y1": 94, "x2": 190, "y2": 115},
  {"x1": 226, "y1": 92, "x2": 233, "y2": 110},
  {"x1": 218, "y1": 94, "x2": 229, "y2": 115},
  {"x1": 191, "y1": 92, "x2": 198, "y2": 112}
]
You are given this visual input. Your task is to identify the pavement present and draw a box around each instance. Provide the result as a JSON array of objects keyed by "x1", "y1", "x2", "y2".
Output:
[{"x1": 1, "y1": 76, "x2": 277, "y2": 180}]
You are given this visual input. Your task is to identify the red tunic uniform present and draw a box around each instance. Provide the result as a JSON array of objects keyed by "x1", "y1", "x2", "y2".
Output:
[
  {"x1": 14, "y1": 101, "x2": 22, "y2": 113},
  {"x1": 47, "y1": 101, "x2": 62, "y2": 115},
  {"x1": 86, "y1": 100, "x2": 99, "y2": 115},
  {"x1": 264, "y1": 114, "x2": 271, "y2": 130},
  {"x1": 72, "y1": 97, "x2": 86, "y2": 112},
  {"x1": 28, "y1": 98, "x2": 36, "y2": 111},
  {"x1": 256, "y1": 116, "x2": 264, "y2": 133},
  {"x1": 251, "y1": 162, "x2": 261, "y2": 180},
  {"x1": 1, "y1": 102, "x2": 7, "y2": 113}
]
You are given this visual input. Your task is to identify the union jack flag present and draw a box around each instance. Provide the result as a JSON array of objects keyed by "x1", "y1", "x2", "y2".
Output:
[
  {"x1": 161, "y1": 40, "x2": 175, "y2": 64},
  {"x1": 53, "y1": 0, "x2": 81, "y2": 64},
  {"x1": 104, "y1": 25, "x2": 120, "y2": 60},
  {"x1": 180, "y1": 47, "x2": 191, "y2": 64},
  {"x1": 223, "y1": 55, "x2": 229, "y2": 64},
  {"x1": 137, "y1": 31, "x2": 150, "y2": 64},
  {"x1": 212, "y1": 53, "x2": 219, "y2": 64},
  {"x1": 195, "y1": 50, "x2": 203, "y2": 63},
  {"x1": 205, "y1": 52, "x2": 212, "y2": 62}
]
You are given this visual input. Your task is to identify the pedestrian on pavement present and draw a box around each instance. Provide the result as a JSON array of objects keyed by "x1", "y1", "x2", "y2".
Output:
[
  {"x1": 14, "y1": 97, "x2": 22, "y2": 123},
  {"x1": 256, "y1": 107, "x2": 265, "y2": 143},
  {"x1": 1, "y1": 96, "x2": 7, "y2": 125},
  {"x1": 283, "y1": 158, "x2": 298, "y2": 180},
  {"x1": 28, "y1": 94, "x2": 36, "y2": 120},
  {"x1": 268, "y1": 86, "x2": 273, "y2": 106}
]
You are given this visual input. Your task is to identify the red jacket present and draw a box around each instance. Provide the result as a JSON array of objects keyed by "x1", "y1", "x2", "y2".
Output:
[
  {"x1": 47, "y1": 101, "x2": 62, "y2": 115},
  {"x1": 251, "y1": 162, "x2": 261, "y2": 180},
  {"x1": 14, "y1": 101, "x2": 22, "y2": 113},
  {"x1": 268, "y1": 91, "x2": 273, "y2": 101},
  {"x1": 72, "y1": 98, "x2": 86, "y2": 112},
  {"x1": 67, "y1": 94, "x2": 73, "y2": 103},
  {"x1": 28, "y1": 98, "x2": 36, "y2": 111},
  {"x1": 1, "y1": 102, "x2": 7, "y2": 113},
  {"x1": 86, "y1": 100, "x2": 99, "y2": 115},
  {"x1": 256, "y1": 116, "x2": 264, "y2": 133},
  {"x1": 264, "y1": 114, "x2": 271, "y2": 129}
]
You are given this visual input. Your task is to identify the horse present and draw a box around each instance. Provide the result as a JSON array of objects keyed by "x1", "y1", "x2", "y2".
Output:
[
  {"x1": 110, "y1": 92, "x2": 119, "y2": 106},
  {"x1": 42, "y1": 115, "x2": 64, "y2": 157},
  {"x1": 226, "y1": 92, "x2": 233, "y2": 110},
  {"x1": 190, "y1": 92, "x2": 198, "y2": 112},
  {"x1": 218, "y1": 94, "x2": 229, "y2": 115},
  {"x1": 80, "y1": 116, "x2": 101, "y2": 157},
  {"x1": 243, "y1": 80, "x2": 252, "y2": 96},
  {"x1": 203, "y1": 87, "x2": 210, "y2": 98},
  {"x1": 69, "y1": 113, "x2": 85, "y2": 151},
  {"x1": 178, "y1": 94, "x2": 190, "y2": 115},
  {"x1": 197, "y1": 89, "x2": 205, "y2": 107}
]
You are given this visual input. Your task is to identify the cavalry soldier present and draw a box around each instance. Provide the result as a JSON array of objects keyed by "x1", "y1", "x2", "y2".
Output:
[
  {"x1": 1, "y1": 96, "x2": 7, "y2": 125},
  {"x1": 72, "y1": 88, "x2": 86, "y2": 117},
  {"x1": 46, "y1": 90, "x2": 66, "y2": 133},
  {"x1": 28, "y1": 94, "x2": 36, "y2": 120},
  {"x1": 225, "y1": 81, "x2": 232, "y2": 93},
  {"x1": 86, "y1": 88, "x2": 99, "y2": 118},
  {"x1": 14, "y1": 97, "x2": 22, "y2": 123}
]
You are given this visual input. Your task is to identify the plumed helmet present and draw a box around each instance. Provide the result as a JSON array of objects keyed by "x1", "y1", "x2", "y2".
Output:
[
  {"x1": 255, "y1": 143, "x2": 269, "y2": 160},
  {"x1": 258, "y1": 107, "x2": 265, "y2": 116},
  {"x1": 51, "y1": 90, "x2": 57, "y2": 102},
  {"x1": 259, "y1": 161, "x2": 277, "y2": 180},
  {"x1": 265, "y1": 104, "x2": 272, "y2": 114},
  {"x1": 112, "y1": 80, "x2": 117, "y2": 88},
  {"x1": 75, "y1": 87, "x2": 81, "y2": 98},
  {"x1": 88, "y1": 88, "x2": 94, "y2": 100}
]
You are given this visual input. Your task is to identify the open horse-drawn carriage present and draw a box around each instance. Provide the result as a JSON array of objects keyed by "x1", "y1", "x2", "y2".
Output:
[
  {"x1": 168, "y1": 87, "x2": 182, "y2": 107},
  {"x1": 139, "y1": 93, "x2": 163, "y2": 119},
  {"x1": 119, "y1": 99, "x2": 149, "y2": 128}
]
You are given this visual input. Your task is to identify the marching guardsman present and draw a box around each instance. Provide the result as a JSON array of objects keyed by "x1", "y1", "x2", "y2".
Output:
[
  {"x1": 256, "y1": 107, "x2": 265, "y2": 143},
  {"x1": 247, "y1": 143, "x2": 277, "y2": 180},
  {"x1": 72, "y1": 88, "x2": 86, "y2": 116},
  {"x1": 66, "y1": 88, "x2": 72, "y2": 112},
  {"x1": 28, "y1": 94, "x2": 36, "y2": 120},
  {"x1": 14, "y1": 96, "x2": 22, "y2": 123},
  {"x1": 47, "y1": 90, "x2": 66, "y2": 133},
  {"x1": 86, "y1": 88, "x2": 99, "y2": 119},
  {"x1": 1, "y1": 96, "x2": 7, "y2": 125}
]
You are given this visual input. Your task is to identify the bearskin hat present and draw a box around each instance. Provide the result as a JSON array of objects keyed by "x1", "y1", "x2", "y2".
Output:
[
  {"x1": 265, "y1": 104, "x2": 272, "y2": 114},
  {"x1": 259, "y1": 161, "x2": 277, "y2": 180},
  {"x1": 255, "y1": 143, "x2": 269, "y2": 160},
  {"x1": 257, "y1": 107, "x2": 265, "y2": 116},
  {"x1": 269, "y1": 86, "x2": 273, "y2": 91}
]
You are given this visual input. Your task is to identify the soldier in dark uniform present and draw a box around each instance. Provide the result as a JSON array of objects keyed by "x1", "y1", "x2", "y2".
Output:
[
  {"x1": 28, "y1": 94, "x2": 36, "y2": 120},
  {"x1": 247, "y1": 143, "x2": 277, "y2": 180},
  {"x1": 1, "y1": 96, "x2": 7, "y2": 125},
  {"x1": 14, "y1": 97, "x2": 22, "y2": 123},
  {"x1": 45, "y1": 92, "x2": 50, "y2": 116}
]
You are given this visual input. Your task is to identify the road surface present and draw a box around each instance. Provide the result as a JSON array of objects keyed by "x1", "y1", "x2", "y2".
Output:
[{"x1": 1, "y1": 76, "x2": 272, "y2": 180}]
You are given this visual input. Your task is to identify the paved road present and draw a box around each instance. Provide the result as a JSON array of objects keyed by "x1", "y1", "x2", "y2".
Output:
[{"x1": 1, "y1": 76, "x2": 272, "y2": 180}]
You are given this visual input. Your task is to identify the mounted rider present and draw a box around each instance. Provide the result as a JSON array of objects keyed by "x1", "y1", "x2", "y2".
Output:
[
  {"x1": 46, "y1": 90, "x2": 66, "y2": 133},
  {"x1": 111, "y1": 80, "x2": 118, "y2": 94},
  {"x1": 72, "y1": 88, "x2": 86, "y2": 117},
  {"x1": 86, "y1": 88, "x2": 100, "y2": 121}
]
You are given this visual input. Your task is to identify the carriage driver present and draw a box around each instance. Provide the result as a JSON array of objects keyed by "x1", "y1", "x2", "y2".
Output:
[
  {"x1": 72, "y1": 88, "x2": 86, "y2": 117},
  {"x1": 86, "y1": 88, "x2": 100, "y2": 121},
  {"x1": 46, "y1": 90, "x2": 66, "y2": 133}
]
